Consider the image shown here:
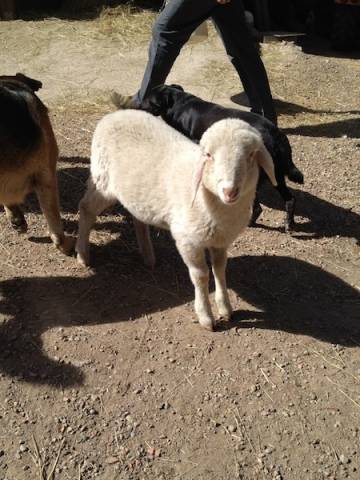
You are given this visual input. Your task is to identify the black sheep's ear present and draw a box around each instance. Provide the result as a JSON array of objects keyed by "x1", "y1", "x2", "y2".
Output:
[
  {"x1": 169, "y1": 84, "x2": 184, "y2": 92},
  {"x1": 15, "y1": 73, "x2": 42, "y2": 92},
  {"x1": 142, "y1": 90, "x2": 163, "y2": 116},
  {"x1": 164, "y1": 90, "x2": 175, "y2": 109}
]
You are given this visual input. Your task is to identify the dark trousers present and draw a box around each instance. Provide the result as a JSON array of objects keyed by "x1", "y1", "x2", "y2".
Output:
[{"x1": 135, "y1": 0, "x2": 277, "y2": 124}]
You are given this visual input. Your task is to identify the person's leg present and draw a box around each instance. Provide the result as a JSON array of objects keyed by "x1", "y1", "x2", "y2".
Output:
[
  {"x1": 134, "y1": 0, "x2": 218, "y2": 105},
  {"x1": 212, "y1": 0, "x2": 277, "y2": 124}
]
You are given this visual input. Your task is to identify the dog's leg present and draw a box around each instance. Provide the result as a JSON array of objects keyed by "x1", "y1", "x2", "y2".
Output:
[
  {"x1": 35, "y1": 170, "x2": 74, "y2": 255},
  {"x1": 4, "y1": 205, "x2": 27, "y2": 233}
]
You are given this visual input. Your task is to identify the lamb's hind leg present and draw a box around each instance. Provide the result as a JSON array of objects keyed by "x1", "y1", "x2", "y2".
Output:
[
  {"x1": 176, "y1": 240, "x2": 214, "y2": 331},
  {"x1": 76, "y1": 179, "x2": 115, "y2": 266},
  {"x1": 4, "y1": 205, "x2": 27, "y2": 233},
  {"x1": 210, "y1": 247, "x2": 232, "y2": 320},
  {"x1": 133, "y1": 217, "x2": 155, "y2": 268}
]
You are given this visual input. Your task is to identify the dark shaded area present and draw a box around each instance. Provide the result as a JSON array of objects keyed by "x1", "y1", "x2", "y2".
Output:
[
  {"x1": 299, "y1": 33, "x2": 360, "y2": 60},
  {"x1": 17, "y1": 159, "x2": 90, "y2": 216},
  {"x1": 283, "y1": 118, "x2": 360, "y2": 139},
  {"x1": 0, "y1": 253, "x2": 359, "y2": 387},
  {"x1": 231, "y1": 95, "x2": 360, "y2": 139},
  {"x1": 274, "y1": 99, "x2": 360, "y2": 119},
  {"x1": 58, "y1": 155, "x2": 90, "y2": 164},
  {"x1": 58, "y1": 164, "x2": 89, "y2": 214},
  {"x1": 256, "y1": 184, "x2": 360, "y2": 243},
  {"x1": 221, "y1": 255, "x2": 360, "y2": 340},
  {"x1": 5, "y1": 0, "x2": 162, "y2": 21}
]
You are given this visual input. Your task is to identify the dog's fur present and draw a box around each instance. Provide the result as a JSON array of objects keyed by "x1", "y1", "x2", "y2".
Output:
[
  {"x1": 117, "y1": 84, "x2": 304, "y2": 231},
  {"x1": 0, "y1": 73, "x2": 73, "y2": 254}
]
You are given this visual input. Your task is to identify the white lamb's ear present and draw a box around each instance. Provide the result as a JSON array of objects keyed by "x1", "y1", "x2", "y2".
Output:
[
  {"x1": 191, "y1": 153, "x2": 209, "y2": 207},
  {"x1": 255, "y1": 143, "x2": 277, "y2": 186}
]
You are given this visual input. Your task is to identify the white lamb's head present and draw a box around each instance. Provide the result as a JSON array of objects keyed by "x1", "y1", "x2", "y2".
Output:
[{"x1": 195, "y1": 119, "x2": 277, "y2": 205}]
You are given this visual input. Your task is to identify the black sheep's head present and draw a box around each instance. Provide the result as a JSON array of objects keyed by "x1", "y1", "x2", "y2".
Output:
[{"x1": 141, "y1": 84, "x2": 184, "y2": 116}]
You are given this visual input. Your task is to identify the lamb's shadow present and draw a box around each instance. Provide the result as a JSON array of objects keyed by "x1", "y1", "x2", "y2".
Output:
[
  {"x1": 256, "y1": 184, "x2": 360, "y2": 243},
  {"x1": 0, "y1": 234, "x2": 189, "y2": 388},
  {"x1": 224, "y1": 255, "x2": 360, "y2": 344},
  {"x1": 0, "y1": 250, "x2": 359, "y2": 387}
]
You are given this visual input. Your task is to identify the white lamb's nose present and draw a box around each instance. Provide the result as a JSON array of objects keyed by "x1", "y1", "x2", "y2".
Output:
[{"x1": 222, "y1": 186, "x2": 239, "y2": 202}]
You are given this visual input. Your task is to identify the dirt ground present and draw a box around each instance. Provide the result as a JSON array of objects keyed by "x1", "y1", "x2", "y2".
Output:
[{"x1": 1, "y1": 10, "x2": 360, "y2": 480}]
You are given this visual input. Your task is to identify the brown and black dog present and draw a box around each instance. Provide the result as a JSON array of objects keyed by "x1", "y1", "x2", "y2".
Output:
[{"x1": 0, "y1": 73, "x2": 73, "y2": 255}]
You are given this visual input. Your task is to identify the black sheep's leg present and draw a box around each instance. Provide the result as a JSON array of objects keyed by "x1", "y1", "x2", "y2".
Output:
[
  {"x1": 250, "y1": 194, "x2": 263, "y2": 226},
  {"x1": 275, "y1": 180, "x2": 295, "y2": 232},
  {"x1": 285, "y1": 197, "x2": 296, "y2": 233},
  {"x1": 250, "y1": 176, "x2": 265, "y2": 226}
]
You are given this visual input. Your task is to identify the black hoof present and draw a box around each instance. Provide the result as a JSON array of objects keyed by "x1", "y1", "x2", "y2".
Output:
[
  {"x1": 11, "y1": 218, "x2": 28, "y2": 233},
  {"x1": 250, "y1": 206, "x2": 263, "y2": 226}
]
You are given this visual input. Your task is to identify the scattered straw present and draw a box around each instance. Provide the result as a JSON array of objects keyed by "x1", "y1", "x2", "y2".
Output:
[
  {"x1": 326, "y1": 376, "x2": 360, "y2": 411},
  {"x1": 30, "y1": 435, "x2": 65, "y2": 480},
  {"x1": 97, "y1": 4, "x2": 156, "y2": 45}
]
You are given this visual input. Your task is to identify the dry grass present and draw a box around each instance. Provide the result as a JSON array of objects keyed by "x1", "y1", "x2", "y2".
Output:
[
  {"x1": 30, "y1": 436, "x2": 65, "y2": 480},
  {"x1": 96, "y1": 3, "x2": 156, "y2": 44}
]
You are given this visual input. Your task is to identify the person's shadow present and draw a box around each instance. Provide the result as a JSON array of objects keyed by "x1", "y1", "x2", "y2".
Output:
[
  {"x1": 231, "y1": 95, "x2": 360, "y2": 139},
  {"x1": 1, "y1": 249, "x2": 359, "y2": 388},
  {"x1": 283, "y1": 117, "x2": 360, "y2": 139}
]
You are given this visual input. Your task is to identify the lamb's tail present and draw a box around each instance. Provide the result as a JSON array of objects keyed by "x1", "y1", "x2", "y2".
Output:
[{"x1": 287, "y1": 165, "x2": 304, "y2": 184}]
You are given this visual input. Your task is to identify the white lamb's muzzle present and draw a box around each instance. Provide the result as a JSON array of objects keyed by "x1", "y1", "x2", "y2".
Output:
[{"x1": 218, "y1": 180, "x2": 240, "y2": 205}]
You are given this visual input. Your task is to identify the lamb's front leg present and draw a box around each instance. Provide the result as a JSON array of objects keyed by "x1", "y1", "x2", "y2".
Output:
[
  {"x1": 210, "y1": 247, "x2": 232, "y2": 320},
  {"x1": 176, "y1": 241, "x2": 214, "y2": 331},
  {"x1": 133, "y1": 217, "x2": 156, "y2": 268}
]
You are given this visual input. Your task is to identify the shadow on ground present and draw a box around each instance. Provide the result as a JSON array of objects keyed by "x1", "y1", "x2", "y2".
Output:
[
  {"x1": 230, "y1": 95, "x2": 360, "y2": 138},
  {"x1": 0, "y1": 251, "x2": 359, "y2": 387},
  {"x1": 283, "y1": 117, "x2": 360, "y2": 139},
  {"x1": 256, "y1": 184, "x2": 360, "y2": 243}
]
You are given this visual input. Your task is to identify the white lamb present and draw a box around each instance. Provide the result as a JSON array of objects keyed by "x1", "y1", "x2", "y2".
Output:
[{"x1": 76, "y1": 110, "x2": 277, "y2": 331}]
